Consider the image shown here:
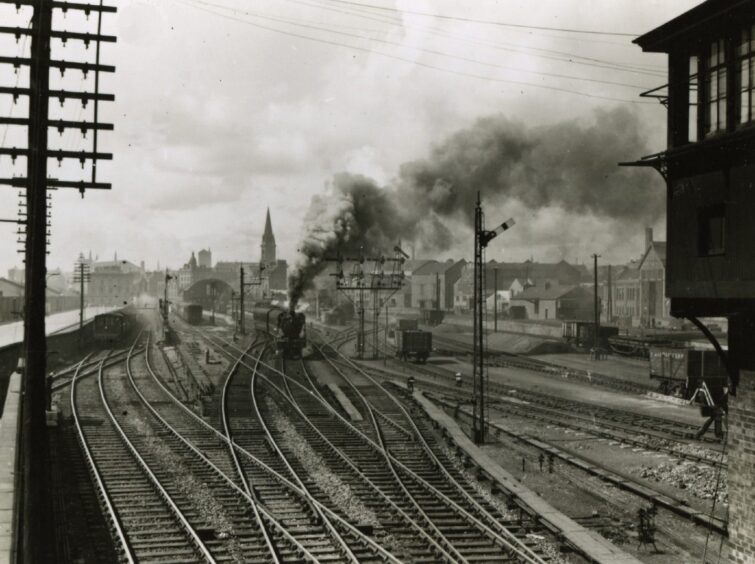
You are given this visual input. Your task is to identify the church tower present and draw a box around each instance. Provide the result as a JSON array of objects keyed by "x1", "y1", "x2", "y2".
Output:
[{"x1": 260, "y1": 208, "x2": 276, "y2": 265}]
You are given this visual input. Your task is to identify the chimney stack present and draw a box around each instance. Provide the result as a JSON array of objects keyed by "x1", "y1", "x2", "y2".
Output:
[{"x1": 645, "y1": 227, "x2": 653, "y2": 251}]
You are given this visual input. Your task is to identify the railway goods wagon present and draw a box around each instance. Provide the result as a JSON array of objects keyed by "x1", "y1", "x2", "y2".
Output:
[
  {"x1": 253, "y1": 305, "x2": 307, "y2": 359},
  {"x1": 649, "y1": 346, "x2": 727, "y2": 398},
  {"x1": 182, "y1": 303, "x2": 203, "y2": 325},
  {"x1": 396, "y1": 318, "x2": 419, "y2": 331},
  {"x1": 421, "y1": 309, "x2": 444, "y2": 327},
  {"x1": 562, "y1": 320, "x2": 619, "y2": 349},
  {"x1": 93, "y1": 311, "x2": 130, "y2": 343},
  {"x1": 395, "y1": 329, "x2": 432, "y2": 363}
]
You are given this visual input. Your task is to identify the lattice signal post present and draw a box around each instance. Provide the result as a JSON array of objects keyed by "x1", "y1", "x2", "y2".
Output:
[
  {"x1": 328, "y1": 247, "x2": 407, "y2": 360},
  {"x1": 0, "y1": 2, "x2": 116, "y2": 560},
  {"x1": 239, "y1": 264, "x2": 265, "y2": 335},
  {"x1": 473, "y1": 193, "x2": 514, "y2": 445}
]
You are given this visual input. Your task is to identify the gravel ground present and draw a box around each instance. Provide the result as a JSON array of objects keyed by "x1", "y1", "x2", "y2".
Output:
[
  {"x1": 438, "y1": 443, "x2": 573, "y2": 564},
  {"x1": 446, "y1": 407, "x2": 729, "y2": 563},
  {"x1": 266, "y1": 398, "x2": 380, "y2": 528},
  {"x1": 106, "y1": 369, "x2": 247, "y2": 563},
  {"x1": 634, "y1": 462, "x2": 728, "y2": 503},
  {"x1": 265, "y1": 397, "x2": 412, "y2": 556}
]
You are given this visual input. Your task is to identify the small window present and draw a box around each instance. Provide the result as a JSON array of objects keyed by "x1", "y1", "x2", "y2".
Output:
[{"x1": 698, "y1": 204, "x2": 726, "y2": 256}]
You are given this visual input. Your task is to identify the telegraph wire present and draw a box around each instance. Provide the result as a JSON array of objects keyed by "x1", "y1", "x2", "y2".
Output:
[
  {"x1": 213, "y1": 0, "x2": 667, "y2": 77},
  {"x1": 321, "y1": 0, "x2": 640, "y2": 37},
  {"x1": 289, "y1": 0, "x2": 665, "y2": 72},
  {"x1": 189, "y1": 0, "x2": 654, "y2": 90},
  {"x1": 181, "y1": 0, "x2": 658, "y2": 103}
]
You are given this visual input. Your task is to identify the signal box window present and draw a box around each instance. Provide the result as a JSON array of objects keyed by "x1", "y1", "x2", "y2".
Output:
[
  {"x1": 737, "y1": 23, "x2": 755, "y2": 125},
  {"x1": 688, "y1": 56, "x2": 699, "y2": 143},
  {"x1": 698, "y1": 204, "x2": 726, "y2": 256},
  {"x1": 705, "y1": 39, "x2": 727, "y2": 136}
]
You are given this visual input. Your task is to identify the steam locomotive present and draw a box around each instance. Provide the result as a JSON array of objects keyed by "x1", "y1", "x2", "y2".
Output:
[{"x1": 253, "y1": 305, "x2": 307, "y2": 359}]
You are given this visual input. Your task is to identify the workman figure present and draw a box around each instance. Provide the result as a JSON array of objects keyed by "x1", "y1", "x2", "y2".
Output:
[
  {"x1": 547, "y1": 453, "x2": 554, "y2": 474},
  {"x1": 455, "y1": 372, "x2": 462, "y2": 387},
  {"x1": 407, "y1": 375, "x2": 415, "y2": 392},
  {"x1": 538, "y1": 453, "x2": 544, "y2": 472}
]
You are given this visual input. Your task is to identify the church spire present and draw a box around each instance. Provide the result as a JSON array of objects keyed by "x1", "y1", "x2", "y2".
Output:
[{"x1": 261, "y1": 207, "x2": 276, "y2": 264}]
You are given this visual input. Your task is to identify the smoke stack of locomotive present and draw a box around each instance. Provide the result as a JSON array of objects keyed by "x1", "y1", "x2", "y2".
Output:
[{"x1": 289, "y1": 106, "x2": 664, "y2": 309}]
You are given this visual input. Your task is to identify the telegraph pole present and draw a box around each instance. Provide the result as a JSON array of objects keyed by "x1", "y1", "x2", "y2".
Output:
[
  {"x1": 0, "y1": 3, "x2": 117, "y2": 559},
  {"x1": 473, "y1": 193, "x2": 514, "y2": 445},
  {"x1": 592, "y1": 253, "x2": 601, "y2": 355},
  {"x1": 163, "y1": 269, "x2": 173, "y2": 319},
  {"x1": 73, "y1": 260, "x2": 91, "y2": 346},
  {"x1": 20, "y1": 4, "x2": 53, "y2": 559},
  {"x1": 493, "y1": 267, "x2": 498, "y2": 332}
]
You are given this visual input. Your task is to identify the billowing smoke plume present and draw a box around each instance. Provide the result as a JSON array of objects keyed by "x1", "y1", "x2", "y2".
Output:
[{"x1": 289, "y1": 106, "x2": 662, "y2": 308}]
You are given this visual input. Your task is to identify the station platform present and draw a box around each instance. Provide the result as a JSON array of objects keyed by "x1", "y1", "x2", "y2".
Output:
[
  {"x1": 413, "y1": 390, "x2": 642, "y2": 564},
  {"x1": 0, "y1": 372, "x2": 20, "y2": 562},
  {"x1": 0, "y1": 306, "x2": 116, "y2": 349}
]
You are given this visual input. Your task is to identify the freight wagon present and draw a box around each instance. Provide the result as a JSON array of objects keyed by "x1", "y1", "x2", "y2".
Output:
[
  {"x1": 420, "y1": 309, "x2": 444, "y2": 327},
  {"x1": 182, "y1": 303, "x2": 203, "y2": 325},
  {"x1": 562, "y1": 320, "x2": 619, "y2": 350},
  {"x1": 395, "y1": 329, "x2": 432, "y2": 363},
  {"x1": 396, "y1": 318, "x2": 419, "y2": 331},
  {"x1": 649, "y1": 346, "x2": 727, "y2": 398}
]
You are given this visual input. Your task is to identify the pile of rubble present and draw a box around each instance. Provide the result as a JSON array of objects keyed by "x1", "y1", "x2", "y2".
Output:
[{"x1": 635, "y1": 462, "x2": 728, "y2": 503}]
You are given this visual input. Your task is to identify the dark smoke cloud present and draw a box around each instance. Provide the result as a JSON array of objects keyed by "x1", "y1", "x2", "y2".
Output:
[{"x1": 289, "y1": 106, "x2": 662, "y2": 307}]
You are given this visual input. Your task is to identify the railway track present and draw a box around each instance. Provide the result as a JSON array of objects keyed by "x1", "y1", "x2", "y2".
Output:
[
  {"x1": 141, "y1": 328, "x2": 403, "y2": 562},
  {"x1": 367, "y1": 347, "x2": 723, "y2": 447},
  {"x1": 52, "y1": 347, "x2": 143, "y2": 392},
  {"x1": 197, "y1": 326, "x2": 554, "y2": 563},
  {"x1": 426, "y1": 333, "x2": 654, "y2": 395},
  {"x1": 355, "y1": 351, "x2": 725, "y2": 468},
  {"x1": 71, "y1": 344, "x2": 215, "y2": 562},
  {"x1": 430, "y1": 395, "x2": 728, "y2": 537}
]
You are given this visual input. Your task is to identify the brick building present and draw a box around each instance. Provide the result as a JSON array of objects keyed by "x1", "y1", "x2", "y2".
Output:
[
  {"x1": 509, "y1": 282, "x2": 593, "y2": 321},
  {"x1": 410, "y1": 260, "x2": 466, "y2": 311}
]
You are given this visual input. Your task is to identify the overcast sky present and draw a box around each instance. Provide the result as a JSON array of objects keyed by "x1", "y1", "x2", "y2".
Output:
[{"x1": 0, "y1": 0, "x2": 701, "y2": 274}]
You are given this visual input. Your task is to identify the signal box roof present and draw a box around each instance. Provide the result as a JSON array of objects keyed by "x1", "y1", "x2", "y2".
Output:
[{"x1": 634, "y1": 0, "x2": 753, "y2": 53}]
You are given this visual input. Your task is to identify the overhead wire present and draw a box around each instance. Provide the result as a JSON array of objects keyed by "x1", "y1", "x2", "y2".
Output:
[
  {"x1": 179, "y1": 0, "x2": 657, "y2": 104},
  {"x1": 190, "y1": 0, "x2": 653, "y2": 90},
  {"x1": 286, "y1": 0, "x2": 666, "y2": 74},
  {"x1": 320, "y1": 0, "x2": 641, "y2": 37}
]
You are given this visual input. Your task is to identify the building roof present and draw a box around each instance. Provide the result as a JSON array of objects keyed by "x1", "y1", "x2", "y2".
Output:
[
  {"x1": 485, "y1": 259, "x2": 583, "y2": 283},
  {"x1": 635, "y1": 0, "x2": 750, "y2": 53},
  {"x1": 92, "y1": 260, "x2": 142, "y2": 273},
  {"x1": 413, "y1": 259, "x2": 466, "y2": 276},
  {"x1": 262, "y1": 207, "x2": 275, "y2": 244},
  {"x1": 401, "y1": 259, "x2": 433, "y2": 274},
  {"x1": 638, "y1": 241, "x2": 667, "y2": 269},
  {"x1": 511, "y1": 283, "x2": 581, "y2": 301}
]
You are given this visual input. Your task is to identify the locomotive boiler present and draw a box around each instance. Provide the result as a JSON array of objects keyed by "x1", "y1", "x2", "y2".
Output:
[{"x1": 253, "y1": 305, "x2": 307, "y2": 359}]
